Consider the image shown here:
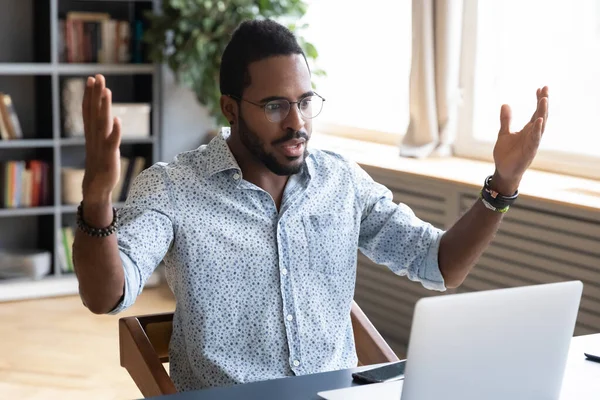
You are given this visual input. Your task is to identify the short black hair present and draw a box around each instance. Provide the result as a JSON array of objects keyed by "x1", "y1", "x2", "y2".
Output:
[{"x1": 219, "y1": 19, "x2": 309, "y2": 98}]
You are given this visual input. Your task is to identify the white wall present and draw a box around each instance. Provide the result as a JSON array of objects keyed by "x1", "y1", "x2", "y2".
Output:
[{"x1": 160, "y1": 65, "x2": 217, "y2": 163}]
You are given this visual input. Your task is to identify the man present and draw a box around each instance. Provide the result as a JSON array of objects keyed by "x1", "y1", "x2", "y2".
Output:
[{"x1": 73, "y1": 19, "x2": 549, "y2": 392}]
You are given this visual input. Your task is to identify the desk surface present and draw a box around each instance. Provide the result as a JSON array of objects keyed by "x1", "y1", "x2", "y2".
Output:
[
  {"x1": 152, "y1": 334, "x2": 600, "y2": 400},
  {"x1": 559, "y1": 333, "x2": 600, "y2": 399},
  {"x1": 152, "y1": 363, "x2": 373, "y2": 400}
]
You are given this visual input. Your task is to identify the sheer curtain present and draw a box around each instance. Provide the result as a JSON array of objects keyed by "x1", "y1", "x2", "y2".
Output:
[{"x1": 399, "y1": 0, "x2": 465, "y2": 158}]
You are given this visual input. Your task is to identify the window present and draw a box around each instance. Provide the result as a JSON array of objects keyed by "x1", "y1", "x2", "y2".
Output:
[
  {"x1": 299, "y1": 1, "x2": 412, "y2": 141},
  {"x1": 456, "y1": 0, "x2": 600, "y2": 179}
]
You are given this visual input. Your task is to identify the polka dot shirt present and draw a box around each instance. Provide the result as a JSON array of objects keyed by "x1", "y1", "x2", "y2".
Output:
[{"x1": 109, "y1": 128, "x2": 446, "y2": 392}]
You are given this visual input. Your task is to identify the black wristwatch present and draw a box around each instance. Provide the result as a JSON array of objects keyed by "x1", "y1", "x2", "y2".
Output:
[{"x1": 479, "y1": 175, "x2": 519, "y2": 213}]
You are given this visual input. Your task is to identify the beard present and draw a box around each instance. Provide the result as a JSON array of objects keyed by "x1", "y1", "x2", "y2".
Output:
[{"x1": 237, "y1": 114, "x2": 309, "y2": 176}]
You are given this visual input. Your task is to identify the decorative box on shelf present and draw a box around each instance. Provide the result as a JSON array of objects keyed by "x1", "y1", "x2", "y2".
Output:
[
  {"x1": 62, "y1": 77, "x2": 151, "y2": 139},
  {"x1": 0, "y1": 249, "x2": 52, "y2": 280},
  {"x1": 61, "y1": 167, "x2": 85, "y2": 205},
  {"x1": 112, "y1": 103, "x2": 151, "y2": 138}
]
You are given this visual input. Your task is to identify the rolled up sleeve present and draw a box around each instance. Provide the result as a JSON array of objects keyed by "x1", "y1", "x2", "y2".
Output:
[
  {"x1": 353, "y1": 163, "x2": 446, "y2": 292},
  {"x1": 107, "y1": 163, "x2": 176, "y2": 314}
]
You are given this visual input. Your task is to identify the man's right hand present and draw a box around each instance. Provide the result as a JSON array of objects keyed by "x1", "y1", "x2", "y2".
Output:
[
  {"x1": 73, "y1": 74, "x2": 127, "y2": 314},
  {"x1": 80, "y1": 74, "x2": 122, "y2": 228},
  {"x1": 81, "y1": 74, "x2": 122, "y2": 206}
]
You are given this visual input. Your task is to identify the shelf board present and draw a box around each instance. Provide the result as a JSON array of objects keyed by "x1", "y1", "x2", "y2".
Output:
[
  {"x1": 0, "y1": 139, "x2": 54, "y2": 148},
  {"x1": 61, "y1": 201, "x2": 125, "y2": 213},
  {"x1": 73, "y1": 0, "x2": 154, "y2": 2},
  {"x1": 60, "y1": 136, "x2": 154, "y2": 146},
  {"x1": 0, "y1": 63, "x2": 156, "y2": 75},
  {"x1": 0, "y1": 63, "x2": 53, "y2": 75},
  {"x1": 0, "y1": 275, "x2": 79, "y2": 302},
  {"x1": 0, "y1": 271, "x2": 162, "y2": 302},
  {"x1": 58, "y1": 63, "x2": 155, "y2": 75},
  {"x1": 0, "y1": 206, "x2": 55, "y2": 217}
]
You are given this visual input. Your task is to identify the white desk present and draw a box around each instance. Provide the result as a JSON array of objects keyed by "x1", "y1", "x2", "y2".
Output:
[
  {"x1": 318, "y1": 333, "x2": 600, "y2": 400},
  {"x1": 559, "y1": 333, "x2": 600, "y2": 399}
]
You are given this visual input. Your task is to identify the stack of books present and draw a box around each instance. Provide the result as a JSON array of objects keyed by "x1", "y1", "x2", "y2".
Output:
[
  {"x1": 1, "y1": 160, "x2": 51, "y2": 208},
  {"x1": 59, "y1": 11, "x2": 146, "y2": 64}
]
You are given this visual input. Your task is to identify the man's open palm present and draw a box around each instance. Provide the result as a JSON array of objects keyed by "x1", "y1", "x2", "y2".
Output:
[
  {"x1": 493, "y1": 86, "x2": 549, "y2": 184},
  {"x1": 82, "y1": 74, "x2": 122, "y2": 200}
]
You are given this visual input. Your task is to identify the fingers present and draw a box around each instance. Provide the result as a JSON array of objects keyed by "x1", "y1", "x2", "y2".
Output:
[
  {"x1": 89, "y1": 74, "x2": 105, "y2": 139},
  {"x1": 531, "y1": 86, "x2": 549, "y2": 126},
  {"x1": 531, "y1": 88, "x2": 542, "y2": 123},
  {"x1": 82, "y1": 77, "x2": 94, "y2": 139},
  {"x1": 499, "y1": 104, "x2": 512, "y2": 136},
  {"x1": 98, "y1": 88, "x2": 113, "y2": 138},
  {"x1": 530, "y1": 117, "x2": 543, "y2": 147},
  {"x1": 538, "y1": 97, "x2": 548, "y2": 134},
  {"x1": 109, "y1": 116, "x2": 122, "y2": 150},
  {"x1": 540, "y1": 86, "x2": 549, "y2": 133}
]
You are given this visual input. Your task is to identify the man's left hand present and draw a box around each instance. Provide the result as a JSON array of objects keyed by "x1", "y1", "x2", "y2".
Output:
[{"x1": 491, "y1": 86, "x2": 549, "y2": 195}]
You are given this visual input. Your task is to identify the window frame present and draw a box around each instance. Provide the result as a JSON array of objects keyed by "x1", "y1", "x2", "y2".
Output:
[
  {"x1": 313, "y1": 121, "x2": 402, "y2": 147},
  {"x1": 454, "y1": 0, "x2": 600, "y2": 181}
]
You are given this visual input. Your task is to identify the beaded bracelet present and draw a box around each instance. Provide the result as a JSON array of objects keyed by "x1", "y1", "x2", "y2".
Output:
[{"x1": 76, "y1": 201, "x2": 119, "y2": 237}]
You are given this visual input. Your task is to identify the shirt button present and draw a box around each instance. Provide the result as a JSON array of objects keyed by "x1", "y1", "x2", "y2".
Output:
[
  {"x1": 293, "y1": 360, "x2": 300, "y2": 367},
  {"x1": 232, "y1": 173, "x2": 240, "y2": 180},
  {"x1": 286, "y1": 314, "x2": 293, "y2": 322},
  {"x1": 282, "y1": 268, "x2": 288, "y2": 275}
]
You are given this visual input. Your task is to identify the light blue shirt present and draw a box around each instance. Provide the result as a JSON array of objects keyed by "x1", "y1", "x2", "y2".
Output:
[{"x1": 110, "y1": 129, "x2": 446, "y2": 392}]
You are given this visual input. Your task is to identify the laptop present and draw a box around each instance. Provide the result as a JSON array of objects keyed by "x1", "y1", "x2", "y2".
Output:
[{"x1": 319, "y1": 280, "x2": 583, "y2": 400}]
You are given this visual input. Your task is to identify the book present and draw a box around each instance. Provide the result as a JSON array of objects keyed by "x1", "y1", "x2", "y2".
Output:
[
  {"x1": 66, "y1": 11, "x2": 110, "y2": 21},
  {"x1": 112, "y1": 157, "x2": 130, "y2": 203},
  {"x1": 56, "y1": 226, "x2": 75, "y2": 273},
  {"x1": 0, "y1": 106, "x2": 10, "y2": 140},
  {"x1": 58, "y1": 19, "x2": 66, "y2": 62},
  {"x1": 117, "y1": 20, "x2": 131, "y2": 63},
  {"x1": 62, "y1": 11, "x2": 132, "y2": 64},
  {"x1": 0, "y1": 94, "x2": 23, "y2": 139},
  {"x1": 119, "y1": 156, "x2": 146, "y2": 201}
]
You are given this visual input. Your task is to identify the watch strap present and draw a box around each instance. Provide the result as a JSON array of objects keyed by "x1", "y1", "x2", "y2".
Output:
[{"x1": 481, "y1": 175, "x2": 519, "y2": 209}]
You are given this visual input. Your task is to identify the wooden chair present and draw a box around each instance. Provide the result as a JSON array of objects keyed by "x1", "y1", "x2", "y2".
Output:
[{"x1": 119, "y1": 300, "x2": 399, "y2": 398}]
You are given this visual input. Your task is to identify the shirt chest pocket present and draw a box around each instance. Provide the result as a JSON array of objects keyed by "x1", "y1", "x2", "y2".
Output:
[{"x1": 302, "y1": 213, "x2": 357, "y2": 276}]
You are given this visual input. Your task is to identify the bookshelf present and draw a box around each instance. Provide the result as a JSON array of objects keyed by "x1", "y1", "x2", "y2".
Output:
[{"x1": 0, "y1": 0, "x2": 162, "y2": 301}]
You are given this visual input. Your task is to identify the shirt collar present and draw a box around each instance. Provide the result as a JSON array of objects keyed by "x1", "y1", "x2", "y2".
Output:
[{"x1": 202, "y1": 127, "x2": 242, "y2": 178}]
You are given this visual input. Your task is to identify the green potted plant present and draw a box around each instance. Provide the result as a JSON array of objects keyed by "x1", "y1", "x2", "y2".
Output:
[{"x1": 143, "y1": 0, "x2": 324, "y2": 128}]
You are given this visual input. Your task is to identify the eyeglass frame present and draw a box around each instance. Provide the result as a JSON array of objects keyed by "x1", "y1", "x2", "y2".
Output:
[{"x1": 226, "y1": 92, "x2": 326, "y2": 123}]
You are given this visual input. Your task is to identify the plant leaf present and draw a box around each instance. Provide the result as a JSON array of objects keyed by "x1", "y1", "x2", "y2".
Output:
[
  {"x1": 303, "y1": 42, "x2": 318, "y2": 59},
  {"x1": 144, "y1": 0, "x2": 324, "y2": 124}
]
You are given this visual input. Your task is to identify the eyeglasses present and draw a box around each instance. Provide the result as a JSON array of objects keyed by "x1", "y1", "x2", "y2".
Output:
[{"x1": 228, "y1": 92, "x2": 325, "y2": 123}]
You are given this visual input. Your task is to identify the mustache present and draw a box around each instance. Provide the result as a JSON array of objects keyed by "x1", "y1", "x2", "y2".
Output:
[{"x1": 272, "y1": 129, "x2": 309, "y2": 145}]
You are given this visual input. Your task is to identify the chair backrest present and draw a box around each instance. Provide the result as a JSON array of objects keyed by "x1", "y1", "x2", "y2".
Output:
[
  {"x1": 119, "y1": 300, "x2": 399, "y2": 398},
  {"x1": 350, "y1": 301, "x2": 399, "y2": 366},
  {"x1": 119, "y1": 312, "x2": 176, "y2": 396}
]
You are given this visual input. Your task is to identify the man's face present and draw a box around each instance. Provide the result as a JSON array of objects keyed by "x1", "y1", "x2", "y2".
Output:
[{"x1": 236, "y1": 54, "x2": 313, "y2": 176}]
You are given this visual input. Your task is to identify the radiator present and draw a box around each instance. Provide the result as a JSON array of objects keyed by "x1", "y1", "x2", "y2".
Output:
[{"x1": 353, "y1": 167, "x2": 600, "y2": 358}]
